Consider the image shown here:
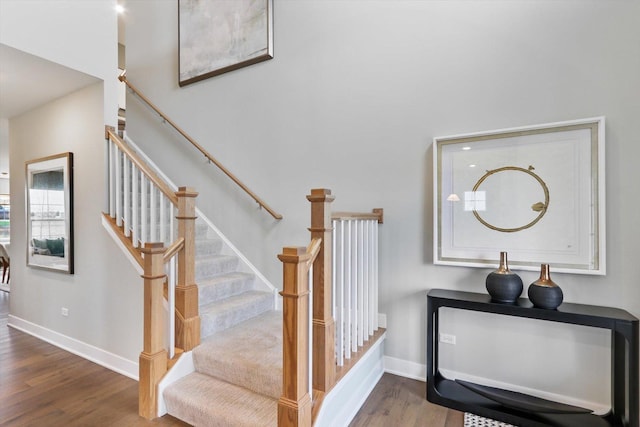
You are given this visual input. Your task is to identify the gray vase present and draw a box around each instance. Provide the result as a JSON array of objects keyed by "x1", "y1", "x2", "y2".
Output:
[
  {"x1": 528, "y1": 264, "x2": 563, "y2": 309},
  {"x1": 485, "y1": 252, "x2": 523, "y2": 303}
]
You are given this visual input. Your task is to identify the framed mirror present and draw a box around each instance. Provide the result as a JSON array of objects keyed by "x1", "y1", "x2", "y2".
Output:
[
  {"x1": 26, "y1": 152, "x2": 74, "y2": 274},
  {"x1": 433, "y1": 117, "x2": 605, "y2": 275}
]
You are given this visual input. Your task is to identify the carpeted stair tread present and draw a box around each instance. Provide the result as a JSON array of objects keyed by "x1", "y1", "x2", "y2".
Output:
[
  {"x1": 195, "y1": 222, "x2": 210, "y2": 238},
  {"x1": 195, "y1": 254, "x2": 239, "y2": 281},
  {"x1": 164, "y1": 372, "x2": 277, "y2": 427},
  {"x1": 194, "y1": 310, "x2": 282, "y2": 399},
  {"x1": 195, "y1": 238, "x2": 223, "y2": 256},
  {"x1": 199, "y1": 291, "x2": 274, "y2": 338},
  {"x1": 198, "y1": 272, "x2": 256, "y2": 306}
]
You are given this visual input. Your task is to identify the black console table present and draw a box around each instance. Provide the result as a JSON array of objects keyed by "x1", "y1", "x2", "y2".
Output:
[{"x1": 427, "y1": 289, "x2": 639, "y2": 427}]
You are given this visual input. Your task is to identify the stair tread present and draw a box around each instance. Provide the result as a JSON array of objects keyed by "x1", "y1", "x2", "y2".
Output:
[
  {"x1": 164, "y1": 372, "x2": 277, "y2": 427},
  {"x1": 199, "y1": 291, "x2": 274, "y2": 338},
  {"x1": 195, "y1": 254, "x2": 239, "y2": 276},
  {"x1": 194, "y1": 310, "x2": 282, "y2": 399},
  {"x1": 200, "y1": 290, "x2": 272, "y2": 314},
  {"x1": 198, "y1": 271, "x2": 253, "y2": 286},
  {"x1": 198, "y1": 272, "x2": 255, "y2": 305},
  {"x1": 194, "y1": 238, "x2": 223, "y2": 255}
]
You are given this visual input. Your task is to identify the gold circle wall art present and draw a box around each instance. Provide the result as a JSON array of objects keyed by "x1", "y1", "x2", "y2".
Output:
[{"x1": 471, "y1": 165, "x2": 550, "y2": 233}]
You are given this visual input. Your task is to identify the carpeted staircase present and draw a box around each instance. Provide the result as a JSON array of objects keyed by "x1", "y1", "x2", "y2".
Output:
[{"x1": 163, "y1": 220, "x2": 280, "y2": 426}]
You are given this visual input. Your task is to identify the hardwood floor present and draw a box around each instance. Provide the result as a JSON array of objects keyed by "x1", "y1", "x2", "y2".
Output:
[
  {"x1": 0, "y1": 291, "x2": 188, "y2": 426},
  {"x1": 0, "y1": 291, "x2": 462, "y2": 426},
  {"x1": 349, "y1": 374, "x2": 463, "y2": 427}
]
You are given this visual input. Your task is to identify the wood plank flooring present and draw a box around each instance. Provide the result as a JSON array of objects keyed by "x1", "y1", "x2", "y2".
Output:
[{"x1": 0, "y1": 291, "x2": 463, "y2": 426}]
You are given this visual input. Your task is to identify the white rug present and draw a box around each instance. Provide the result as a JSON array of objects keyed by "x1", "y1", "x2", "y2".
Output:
[{"x1": 464, "y1": 413, "x2": 515, "y2": 427}]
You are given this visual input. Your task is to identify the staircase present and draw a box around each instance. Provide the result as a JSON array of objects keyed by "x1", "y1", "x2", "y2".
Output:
[
  {"x1": 104, "y1": 124, "x2": 386, "y2": 427},
  {"x1": 162, "y1": 221, "x2": 281, "y2": 425}
]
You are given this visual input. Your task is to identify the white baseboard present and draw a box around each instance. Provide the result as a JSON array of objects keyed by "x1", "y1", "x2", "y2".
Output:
[
  {"x1": 315, "y1": 332, "x2": 386, "y2": 427},
  {"x1": 8, "y1": 314, "x2": 139, "y2": 380},
  {"x1": 384, "y1": 355, "x2": 426, "y2": 381},
  {"x1": 379, "y1": 355, "x2": 610, "y2": 416}
]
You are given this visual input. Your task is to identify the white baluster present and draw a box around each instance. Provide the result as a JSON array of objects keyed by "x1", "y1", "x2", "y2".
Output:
[
  {"x1": 308, "y1": 264, "x2": 313, "y2": 397},
  {"x1": 369, "y1": 220, "x2": 376, "y2": 336},
  {"x1": 132, "y1": 167, "x2": 139, "y2": 247},
  {"x1": 357, "y1": 220, "x2": 365, "y2": 348},
  {"x1": 160, "y1": 195, "x2": 167, "y2": 246},
  {"x1": 167, "y1": 255, "x2": 176, "y2": 359},
  {"x1": 123, "y1": 157, "x2": 131, "y2": 237},
  {"x1": 343, "y1": 221, "x2": 355, "y2": 359},
  {"x1": 373, "y1": 221, "x2": 379, "y2": 332},
  {"x1": 140, "y1": 175, "x2": 148, "y2": 246},
  {"x1": 169, "y1": 202, "x2": 175, "y2": 243},
  {"x1": 115, "y1": 148, "x2": 122, "y2": 227},
  {"x1": 350, "y1": 220, "x2": 358, "y2": 355},
  {"x1": 150, "y1": 185, "x2": 157, "y2": 242},
  {"x1": 108, "y1": 139, "x2": 115, "y2": 217},
  {"x1": 363, "y1": 219, "x2": 369, "y2": 342},
  {"x1": 333, "y1": 220, "x2": 345, "y2": 366}
]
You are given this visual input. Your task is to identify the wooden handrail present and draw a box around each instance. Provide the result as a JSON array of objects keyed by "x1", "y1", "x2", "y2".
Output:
[
  {"x1": 106, "y1": 128, "x2": 179, "y2": 206},
  {"x1": 305, "y1": 238, "x2": 322, "y2": 268},
  {"x1": 163, "y1": 237, "x2": 185, "y2": 263},
  {"x1": 118, "y1": 72, "x2": 283, "y2": 220},
  {"x1": 332, "y1": 208, "x2": 383, "y2": 224}
]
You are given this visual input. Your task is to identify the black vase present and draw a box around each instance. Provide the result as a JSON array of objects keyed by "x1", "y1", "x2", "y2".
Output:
[
  {"x1": 528, "y1": 264, "x2": 563, "y2": 309},
  {"x1": 486, "y1": 252, "x2": 523, "y2": 303}
]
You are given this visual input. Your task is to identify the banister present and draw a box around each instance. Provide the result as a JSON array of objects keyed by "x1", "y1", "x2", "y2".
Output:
[
  {"x1": 163, "y1": 237, "x2": 185, "y2": 263},
  {"x1": 118, "y1": 71, "x2": 283, "y2": 220},
  {"x1": 106, "y1": 128, "x2": 179, "y2": 206},
  {"x1": 332, "y1": 208, "x2": 383, "y2": 224},
  {"x1": 305, "y1": 238, "x2": 322, "y2": 268}
]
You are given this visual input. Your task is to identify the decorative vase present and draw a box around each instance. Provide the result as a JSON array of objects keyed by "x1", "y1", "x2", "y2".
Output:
[
  {"x1": 485, "y1": 252, "x2": 523, "y2": 303},
  {"x1": 528, "y1": 264, "x2": 563, "y2": 309}
]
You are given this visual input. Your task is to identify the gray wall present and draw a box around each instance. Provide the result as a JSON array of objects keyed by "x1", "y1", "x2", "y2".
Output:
[
  {"x1": 126, "y1": 0, "x2": 640, "y2": 407},
  {"x1": 9, "y1": 83, "x2": 143, "y2": 363}
]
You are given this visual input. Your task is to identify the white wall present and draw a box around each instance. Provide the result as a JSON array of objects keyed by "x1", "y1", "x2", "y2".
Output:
[
  {"x1": 0, "y1": 0, "x2": 119, "y2": 126},
  {"x1": 125, "y1": 0, "x2": 640, "y2": 407}
]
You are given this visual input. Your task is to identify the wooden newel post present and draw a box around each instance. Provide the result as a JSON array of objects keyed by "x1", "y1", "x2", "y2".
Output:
[
  {"x1": 175, "y1": 186, "x2": 200, "y2": 351},
  {"x1": 278, "y1": 247, "x2": 312, "y2": 427},
  {"x1": 139, "y1": 242, "x2": 168, "y2": 419},
  {"x1": 306, "y1": 188, "x2": 336, "y2": 392}
]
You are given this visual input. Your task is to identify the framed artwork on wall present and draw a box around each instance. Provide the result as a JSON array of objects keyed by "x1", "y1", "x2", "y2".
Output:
[
  {"x1": 433, "y1": 117, "x2": 605, "y2": 275},
  {"x1": 25, "y1": 152, "x2": 74, "y2": 274},
  {"x1": 178, "y1": 0, "x2": 274, "y2": 86}
]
